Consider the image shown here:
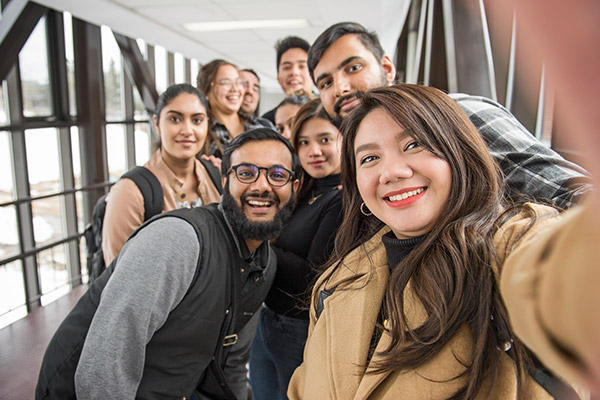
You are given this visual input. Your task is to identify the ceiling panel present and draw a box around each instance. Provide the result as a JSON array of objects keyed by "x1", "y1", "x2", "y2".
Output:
[{"x1": 34, "y1": 0, "x2": 409, "y2": 91}]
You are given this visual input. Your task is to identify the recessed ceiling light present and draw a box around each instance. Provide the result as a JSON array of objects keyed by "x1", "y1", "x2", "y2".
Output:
[{"x1": 183, "y1": 18, "x2": 309, "y2": 32}]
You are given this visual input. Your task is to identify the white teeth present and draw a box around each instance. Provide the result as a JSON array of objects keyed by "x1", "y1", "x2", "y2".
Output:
[
  {"x1": 248, "y1": 200, "x2": 271, "y2": 207},
  {"x1": 388, "y1": 188, "x2": 424, "y2": 202}
]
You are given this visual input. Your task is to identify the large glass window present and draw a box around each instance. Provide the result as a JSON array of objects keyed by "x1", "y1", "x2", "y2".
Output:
[
  {"x1": 135, "y1": 123, "x2": 152, "y2": 165},
  {"x1": 63, "y1": 12, "x2": 77, "y2": 117},
  {"x1": 0, "y1": 82, "x2": 7, "y2": 125},
  {"x1": 137, "y1": 38, "x2": 147, "y2": 59},
  {"x1": 38, "y1": 245, "x2": 70, "y2": 306},
  {"x1": 0, "y1": 260, "x2": 27, "y2": 329},
  {"x1": 175, "y1": 52, "x2": 185, "y2": 84},
  {"x1": 70, "y1": 126, "x2": 81, "y2": 188},
  {"x1": 155, "y1": 45, "x2": 168, "y2": 95},
  {"x1": 190, "y1": 59, "x2": 199, "y2": 87},
  {"x1": 20, "y1": 17, "x2": 52, "y2": 118},
  {"x1": 25, "y1": 128, "x2": 61, "y2": 196},
  {"x1": 106, "y1": 124, "x2": 127, "y2": 180},
  {"x1": 133, "y1": 85, "x2": 148, "y2": 121},
  {"x1": 102, "y1": 26, "x2": 124, "y2": 122},
  {"x1": 31, "y1": 196, "x2": 64, "y2": 246},
  {"x1": 0, "y1": 204, "x2": 19, "y2": 261},
  {"x1": 0, "y1": 131, "x2": 14, "y2": 201}
]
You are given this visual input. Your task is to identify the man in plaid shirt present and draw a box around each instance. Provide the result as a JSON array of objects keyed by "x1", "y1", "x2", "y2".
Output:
[{"x1": 307, "y1": 22, "x2": 591, "y2": 208}]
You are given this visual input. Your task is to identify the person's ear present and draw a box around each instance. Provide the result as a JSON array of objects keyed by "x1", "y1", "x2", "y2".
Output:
[
  {"x1": 153, "y1": 114, "x2": 159, "y2": 131},
  {"x1": 221, "y1": 175, "x2": 227, "y2": 188},
  {"x1": 292, "y1": 178, "x2": 300, "y2": 193},
  {"x1": 381, "y1": 54, "x2": 396, "y2": 84}
]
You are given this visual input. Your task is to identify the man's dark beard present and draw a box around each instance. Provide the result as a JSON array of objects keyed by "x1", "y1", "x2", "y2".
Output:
[{"x1": 222, "y1": 183, "x2": 296, "y2": 242}]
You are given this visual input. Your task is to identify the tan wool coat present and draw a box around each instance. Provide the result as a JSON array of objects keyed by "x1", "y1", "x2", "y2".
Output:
[{"x1": 288, "y1": 202, "x2": 597, "y2": 399}]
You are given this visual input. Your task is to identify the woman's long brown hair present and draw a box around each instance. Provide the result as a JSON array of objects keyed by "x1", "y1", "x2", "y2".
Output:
[{"x1": 321, "y1": 84, "x2": 533, "y2": 399}]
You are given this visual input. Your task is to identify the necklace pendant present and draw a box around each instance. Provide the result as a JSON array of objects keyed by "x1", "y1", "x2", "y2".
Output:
[
  {"x1": 180, "y1": 193, "x2": 186, "y2": 199},
  {"x1": 308, "y1": 194, "x2": 321, "y2": 205}
]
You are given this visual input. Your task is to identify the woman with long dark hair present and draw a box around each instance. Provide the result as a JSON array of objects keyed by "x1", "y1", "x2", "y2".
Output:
[
  {"x1": 102, "y1": 83, "x2": 221, "y2": 265},
  {"x1": 249, "y1": 98, "x2": 344, "y2": 399},
  {"x1": 288, "y1": 84, "x2": 595, "y2": 399}
]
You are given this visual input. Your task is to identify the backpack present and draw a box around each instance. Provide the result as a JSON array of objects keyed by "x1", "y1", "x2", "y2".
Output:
[{"x1": 84, "y1": 159, "x2": 222, "y2": 282}]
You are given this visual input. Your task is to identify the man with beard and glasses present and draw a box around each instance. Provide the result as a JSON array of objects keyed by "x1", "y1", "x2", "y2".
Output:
[
  {"x1": 36, "y1": 128, "x2": 300, "y2": 400},
  {"x1": 308, "y1": 21, "x2": 591, "y2": 209}
]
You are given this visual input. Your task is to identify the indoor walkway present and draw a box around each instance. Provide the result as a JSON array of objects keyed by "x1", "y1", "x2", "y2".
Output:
[{"x1": 0, "y1": 285, "x2": 87, "y2": 400}]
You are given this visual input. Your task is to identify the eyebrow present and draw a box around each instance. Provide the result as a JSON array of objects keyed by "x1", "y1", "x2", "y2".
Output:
[
  {"x1": 281, "y1": 59, "x2": 307, "y2": 65},
  {"x1": 355, "y1": 131, "x2": 408, "y2": 155},
  {"x1": 315, "y1": 56, "x2": 362, "y2": 85},
  {"x1": 354, "y1": 142, "x2": 379, "y2": 155},
  {"x1": 298, "y1": 132, "x2": 336, "y2": 139},
  {"x1": 165, "y1": 110, "x2": 206, "y2": 117}
]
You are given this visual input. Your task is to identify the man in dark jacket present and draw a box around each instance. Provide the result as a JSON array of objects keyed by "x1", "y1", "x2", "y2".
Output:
[{"x1": 36, "y1": 128, "x2": 300, "y2": 400}]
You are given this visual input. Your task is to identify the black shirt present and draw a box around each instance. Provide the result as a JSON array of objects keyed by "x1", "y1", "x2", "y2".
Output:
[{"x1": 266, "y1": 174, "x2": 342, "y2": 319}]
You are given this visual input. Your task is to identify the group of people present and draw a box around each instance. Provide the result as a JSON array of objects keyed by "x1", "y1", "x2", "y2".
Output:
[{"x1": 35, "y1": 12, "x2": 599, "y2": 400}]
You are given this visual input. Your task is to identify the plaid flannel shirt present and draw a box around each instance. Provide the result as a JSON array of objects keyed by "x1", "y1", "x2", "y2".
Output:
[
  {"x1": 451, "y1": 93, "x2": 592, "y2": 210},
  {"x1": 209, "y1": 113, "x2": 274, "y2": 157}
]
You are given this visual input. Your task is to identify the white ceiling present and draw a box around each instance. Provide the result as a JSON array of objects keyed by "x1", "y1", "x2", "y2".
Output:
[{"x1": 34, "y1": 0, "x2": 409, "y2": 93}]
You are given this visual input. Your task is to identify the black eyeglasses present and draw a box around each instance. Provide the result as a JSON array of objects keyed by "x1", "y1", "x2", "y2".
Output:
[{"x1": 228, "y1": 163, "x2": 295, "y2": 187}]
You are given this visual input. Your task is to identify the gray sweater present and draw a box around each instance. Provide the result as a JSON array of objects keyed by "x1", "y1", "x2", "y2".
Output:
[{"x1": 74, "y1": 217, "x2": 255, "y2": 399}]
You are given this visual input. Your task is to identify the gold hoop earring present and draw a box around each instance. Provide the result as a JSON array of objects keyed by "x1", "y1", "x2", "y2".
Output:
[{"x1": 360, "y1": 202, "x2": 372, "y2": 216}]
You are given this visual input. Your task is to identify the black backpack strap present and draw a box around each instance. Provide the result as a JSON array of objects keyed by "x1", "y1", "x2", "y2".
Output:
[
  {"x1": 186, "y1": 206, "x2": 239, "y2": 400},
  {"x1": 528, "y1": 368, "x2": 580, "y2": 399},
  {"x1": 198, "y1": 157, "x2": 223, "y2": 194},
  {"x1": 525, "y1": 351, "x2": 581, "y2": 399},
  {"x1": 122, "y1": 166, "x2": 164, "y2": 221},
  {"x1": 505, "y1": 345, "x2": 579, "y2": 399},
  {"x1": 207, "y1": 242, "x2": 240, "y2": 400}
]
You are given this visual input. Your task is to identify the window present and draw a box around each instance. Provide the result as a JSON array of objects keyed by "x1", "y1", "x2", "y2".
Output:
[
  {"x1": 106, "y1": 124, "x2": 127, "y2": 180},
  {"x1": 38, "y1": 245, "x2": 70, "y2": 306},
  {"x1": 0, "y1": 261, "x2": 27, "y2": 329},
  {"x1": 0, "y1": 131, "x2": 14, "y2": 201},
  {"x1": 174, "y1": 52, "x2": 185, "y2": 84},
  {"x1": 63, "y1": 12, "x2": 77, "y2": 117},
  {"x1": 19, "y1": 17, "x2": 52, "y2": 117},
  {"x1": 190, "y1": 59, "x2": 199, "y2": 87},
  {"x1": 102, "y1": 26, "x2": 124, "y2": 122},
  {"x1": 0, "y1": 82, "x2": 7, "y2": 125},
  {"x1": 25, "y1": 128, "x2": 61, "y2": 196},
  {"x1": 135, "y1": 123, "x2": 152, "y2": 165},
  {"x1": 155, "y1": 45, "x2": 168, "y2": 95}
]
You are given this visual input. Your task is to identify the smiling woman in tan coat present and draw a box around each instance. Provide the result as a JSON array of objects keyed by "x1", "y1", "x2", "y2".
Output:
[{"x1": 288, "y1": 85, "x2": 597, "y2": 399}]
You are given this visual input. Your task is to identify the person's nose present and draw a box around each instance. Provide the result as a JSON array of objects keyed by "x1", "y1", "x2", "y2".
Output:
[
  {"x1": 379, "y1": 157, "x2": 413, "y2": 184},
  {"x1": 333, "y1": 73, "x2": 351, "y2": 98},
  {"x1": 249, "y1": 169, "x2": 272, "y2": 193},
  {"x1": 181, "y1": 119, "x2": 194, "y2": 136},
  {"x1": 291, "y1": 64, "x2": 301, "y2": 77},
  {"x1": 308, "y1": 142, "x2": 323, "y2": 157}
]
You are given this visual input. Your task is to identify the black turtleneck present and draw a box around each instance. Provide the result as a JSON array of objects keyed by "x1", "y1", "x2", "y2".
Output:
[
  {"x1": 381, "y1": 231, "x2": 425, "y2": 271},
  {"x1": 266, "y1": 174, "x2": 343, "y2": 319}
]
